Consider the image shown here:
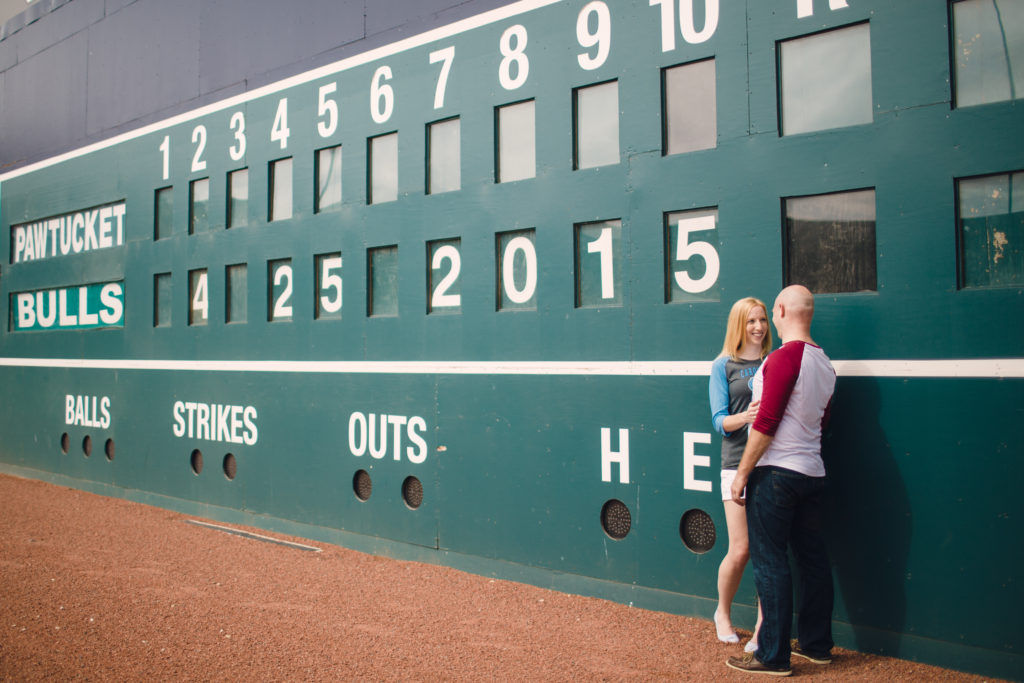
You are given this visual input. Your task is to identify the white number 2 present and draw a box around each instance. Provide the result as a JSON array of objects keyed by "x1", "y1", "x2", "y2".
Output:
[
  {"x1": 431, "y1": 245, "x2": 461, "y2": 308},
  {"x1": 273, "y1": 264, "x2": 294, "y2": 319},
  {"x1": 191, "y1": 125, "x2": 207, "y2": 173}
]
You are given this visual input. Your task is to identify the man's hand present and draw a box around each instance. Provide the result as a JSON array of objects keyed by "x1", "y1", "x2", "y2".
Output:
[
  {"x1": 730, "y1": 469, "x2": 748, "y2": 506},
  {"x1": 732, "y1": 429, "x2": 774, "y2": 506}
]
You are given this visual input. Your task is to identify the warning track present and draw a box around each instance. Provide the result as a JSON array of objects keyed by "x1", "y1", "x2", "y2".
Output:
[{"x1": 0, "y1": 474, "x2": 995, "y2": 682}]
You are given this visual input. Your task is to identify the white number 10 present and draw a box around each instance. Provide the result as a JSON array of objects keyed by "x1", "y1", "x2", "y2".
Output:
[{"x1": 650, "y1": 0, "x2": 719, "y2": 51}]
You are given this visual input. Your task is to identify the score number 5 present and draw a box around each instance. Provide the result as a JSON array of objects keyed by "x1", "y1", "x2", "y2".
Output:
[{"x1": 671, "y1": 213, "x2": 719, "y2": 294}]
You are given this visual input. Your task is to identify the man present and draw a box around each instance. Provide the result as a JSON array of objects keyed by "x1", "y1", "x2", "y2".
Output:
[{"x1": 725, "y1": 285, "x2": 836, "y2": 677}]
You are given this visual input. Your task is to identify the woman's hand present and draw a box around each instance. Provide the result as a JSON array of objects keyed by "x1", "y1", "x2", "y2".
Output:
[
  {"x1": 720, "y1": 400, "x2": 760, "y2": 433},
  {"x1": 741, "y1": 400, "x2": 760, "y2": 425}
]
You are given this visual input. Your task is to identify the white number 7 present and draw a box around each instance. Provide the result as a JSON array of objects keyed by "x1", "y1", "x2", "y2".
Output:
[
  {"x1": 674, "y1": 215, "x2": 720, "y2": 293},
  {"x1": 429, "y1": 46, "x2": 455, "y2": 109}
]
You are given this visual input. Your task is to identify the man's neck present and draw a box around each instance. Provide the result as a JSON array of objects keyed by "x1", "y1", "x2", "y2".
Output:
[{"x1": 781, "y1": 328, "x2": 815, "y2": 345}]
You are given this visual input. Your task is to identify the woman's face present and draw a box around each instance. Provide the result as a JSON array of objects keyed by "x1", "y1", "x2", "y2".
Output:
[{"x1": 745, "y1": 306, "x2": 768, "y2": 348}]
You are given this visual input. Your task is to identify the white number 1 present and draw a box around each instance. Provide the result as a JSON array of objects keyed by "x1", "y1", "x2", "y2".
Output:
[{"x1": 587, "y1": 228, "x2": 615, "y2": 300}]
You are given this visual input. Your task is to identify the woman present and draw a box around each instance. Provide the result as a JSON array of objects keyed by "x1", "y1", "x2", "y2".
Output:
[{"x1": 709, "y1": 297, "x2": 771, "y2": 649}]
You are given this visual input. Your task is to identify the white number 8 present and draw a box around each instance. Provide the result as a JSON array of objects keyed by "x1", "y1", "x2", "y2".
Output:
[{"x1": 499, "y1": 25, "x2": 529, "y2": 90}]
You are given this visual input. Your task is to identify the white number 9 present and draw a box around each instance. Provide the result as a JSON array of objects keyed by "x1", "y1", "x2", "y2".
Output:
[{"x1": 577, "y1": 1, "x2": 611, "y2": 70}]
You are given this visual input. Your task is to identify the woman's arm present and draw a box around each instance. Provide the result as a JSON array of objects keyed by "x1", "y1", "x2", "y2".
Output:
[
  {"x1": 710, "y1": 357, "x2": 759, "y2": 435},
  {"x1": 709, "y1": 357, "x2": 733, "y2": 435}
]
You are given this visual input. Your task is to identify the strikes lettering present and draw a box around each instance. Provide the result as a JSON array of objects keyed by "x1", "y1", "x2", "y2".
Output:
[{"x1": 172, "y1": 400, "x2": 258, "y2": 445}]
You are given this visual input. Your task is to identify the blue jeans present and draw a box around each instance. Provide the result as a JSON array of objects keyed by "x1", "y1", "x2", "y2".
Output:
[{"x1": 746, "y1": 466, "x2": 834, "y2": 668}]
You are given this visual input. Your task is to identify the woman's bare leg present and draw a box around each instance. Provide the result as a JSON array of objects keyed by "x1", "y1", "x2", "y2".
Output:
[{"x1": 715, "y1": 499, "x2": 750, "y2": 642}]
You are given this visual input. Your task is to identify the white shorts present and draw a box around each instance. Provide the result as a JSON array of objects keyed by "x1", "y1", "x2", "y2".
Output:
[{"x1": 720, "y1": 468, "x2": 746, "y2": 502}]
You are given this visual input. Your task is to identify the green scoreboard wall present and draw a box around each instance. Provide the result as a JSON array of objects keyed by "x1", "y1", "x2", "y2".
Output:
[{"x1": 1, "y1": 1, "x2": 1022, "y2": 678}]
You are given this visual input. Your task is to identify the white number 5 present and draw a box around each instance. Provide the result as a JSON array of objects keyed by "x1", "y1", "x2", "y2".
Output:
[{"x1": 674, "y1": 215, "x2": 719, "y2": 293}]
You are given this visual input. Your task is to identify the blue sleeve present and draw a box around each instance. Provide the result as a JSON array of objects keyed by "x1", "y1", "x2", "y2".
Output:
[{"x1": 709, "y1": 356, "x2": 732, "y2": 436}]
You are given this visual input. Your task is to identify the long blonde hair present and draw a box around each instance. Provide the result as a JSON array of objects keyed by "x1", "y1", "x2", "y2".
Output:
[{"x1": 719, "y1": 297, "x2": 772, "y2": 361}]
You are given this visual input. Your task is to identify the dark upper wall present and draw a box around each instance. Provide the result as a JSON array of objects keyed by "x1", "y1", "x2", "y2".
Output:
[{"x1": 0, "y1": 0, "x2": 518, "y2": 173}]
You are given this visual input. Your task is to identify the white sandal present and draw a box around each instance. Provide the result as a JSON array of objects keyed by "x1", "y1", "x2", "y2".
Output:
[{"x1": 714, "y1": 610, "x2": 740, "y2": 644}]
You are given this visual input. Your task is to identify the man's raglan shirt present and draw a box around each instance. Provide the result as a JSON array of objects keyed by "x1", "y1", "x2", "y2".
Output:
[{"x1": 750, "y1": 341, "x2": 836, "y2": 477}]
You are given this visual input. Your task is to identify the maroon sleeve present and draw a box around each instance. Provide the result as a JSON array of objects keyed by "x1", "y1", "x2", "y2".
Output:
[{"x1": 752, "y1": 342, "x2": 804, "y2": 436}]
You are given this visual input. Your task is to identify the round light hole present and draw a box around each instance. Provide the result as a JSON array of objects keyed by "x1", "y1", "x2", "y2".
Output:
[
  {"x1": 680, "y1": 508, "x2": 716, "y2": 553},
  {"x1": 353, "y1": 470, "x2": 372, "y2": 501},
  {"x1": 601, "y1": 499, "x2": 632, "y2": 540},
  {"x1": 223, "y1": 453, "x2": 237, "y2": 480},
  {"x1": 402, "y1": 476, "x2": 423, "y2": 509},
  {"x1": 190, "y1": 449, "x2": 203, "y2": 475}
]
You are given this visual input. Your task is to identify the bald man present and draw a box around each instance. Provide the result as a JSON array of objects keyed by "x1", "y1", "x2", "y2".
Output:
[{"x1": 725, "y1": 285, "x2": 837, "y2": 677}]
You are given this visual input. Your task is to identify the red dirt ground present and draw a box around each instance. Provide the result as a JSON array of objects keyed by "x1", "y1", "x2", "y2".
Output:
[{"x1": 0, "y1": 474, "x2": 1002, "y2": 681}]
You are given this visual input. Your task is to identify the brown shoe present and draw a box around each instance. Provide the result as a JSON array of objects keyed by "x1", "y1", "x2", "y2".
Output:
[
  {"x1": 790, "y1": 640, "x2": 832, "y2": 664},
  {"x1": 726, "y1": 653, "x2": 792, "y2": 676}
]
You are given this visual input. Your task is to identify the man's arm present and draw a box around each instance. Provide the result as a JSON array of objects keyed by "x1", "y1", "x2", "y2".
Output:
[{"x1": 729, "y1": 428, "x2": 774, "y2": 505}]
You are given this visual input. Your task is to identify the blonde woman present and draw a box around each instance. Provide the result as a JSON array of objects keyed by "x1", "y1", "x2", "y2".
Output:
[{"x1": 709, "y1": 297, "x2": 771, "y2": 649}]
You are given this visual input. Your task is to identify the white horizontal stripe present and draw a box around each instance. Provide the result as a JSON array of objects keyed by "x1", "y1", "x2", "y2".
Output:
[
  {"x1": 0, "y1": 357, "x2": 1021, "y2": 378},
  {"x1": 0, "y1": 0, "x2": 561, "y2": 182},
  {"x1": 830, "y1": 359, "x2": 1024, "y2": 378}
]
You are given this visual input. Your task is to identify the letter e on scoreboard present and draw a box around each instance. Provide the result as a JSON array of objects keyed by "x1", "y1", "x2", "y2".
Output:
[{"x1": 683, "y1": 432, "x2": 713, "y2": 492}]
